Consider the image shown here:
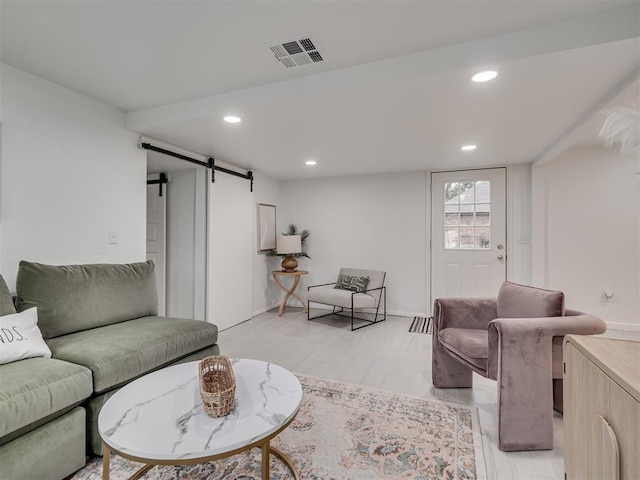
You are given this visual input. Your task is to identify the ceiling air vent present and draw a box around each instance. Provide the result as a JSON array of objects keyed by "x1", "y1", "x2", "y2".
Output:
[{"x1": 266, "y1": 36, "x2": 324, "y2": 69}]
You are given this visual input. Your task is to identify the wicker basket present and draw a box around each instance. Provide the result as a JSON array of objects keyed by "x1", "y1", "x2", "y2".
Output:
[{"x1": 198, "y1": 355, "x2": 236, "y2": 417}]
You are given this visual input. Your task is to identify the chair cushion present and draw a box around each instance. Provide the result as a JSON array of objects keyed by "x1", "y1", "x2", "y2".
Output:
[
  {"x1": 0, "y1": 357, "x2": 92, "y2": 444},
  {"x1": 497, "y1": 281, "x2": 564, "y2": 319},
  {"x1": 438, "y1": 328, "x2": 488, "y2": 372},
  {"x1": 16, "y1": 260, "x2": 158, "y2": 339},
  {"x1": 46, "y1": 316, "x2": 218, "y2": 394},
  {"x1": 308, "y1": 286, "x2": 377, "y2": 309},
  {"x1": 0, "y1": 274, "x2": 17, "y2": 317}
]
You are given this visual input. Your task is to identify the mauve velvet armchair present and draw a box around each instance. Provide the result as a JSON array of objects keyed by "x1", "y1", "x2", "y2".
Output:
[{"x1": 432, "y1": 281, "x2": 607, "y2": 452}]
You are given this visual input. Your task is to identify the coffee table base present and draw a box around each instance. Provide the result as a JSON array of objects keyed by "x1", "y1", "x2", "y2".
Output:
[{"x1": 102, "y1": 440, "x2": 300, "y2": 480}]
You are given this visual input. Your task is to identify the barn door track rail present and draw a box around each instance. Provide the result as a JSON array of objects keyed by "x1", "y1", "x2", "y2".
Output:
[{"x1": 141, "y1": 142, "x2": 254, "y2": 192}]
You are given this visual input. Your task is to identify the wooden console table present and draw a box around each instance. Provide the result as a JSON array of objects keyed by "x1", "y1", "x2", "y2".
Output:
[
  {"x1": 272, "y1": 270, "x2": 308, "y2": 316},
  {"x1": 564, "y1": 335, "x2": 640, "y2": 480}
]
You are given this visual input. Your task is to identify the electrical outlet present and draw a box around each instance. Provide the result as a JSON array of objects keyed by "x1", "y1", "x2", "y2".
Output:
[{"x1": 108, "y1": 231, "x2": 118, "y2": 244}]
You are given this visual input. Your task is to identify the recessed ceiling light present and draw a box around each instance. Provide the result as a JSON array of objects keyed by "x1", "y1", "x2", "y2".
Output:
[
  {"x1": 461, "y1": 145, "x2": 477, "y2": 151},
  {"x1": 471, "y1": 70, "x2": 498, "y2": 83},
  {"x1": 223, "y1": 115, "x2": 242, "y2": 123},
  {"x1": 305, "y1": 160, "x2": 317, "y2": 166}
]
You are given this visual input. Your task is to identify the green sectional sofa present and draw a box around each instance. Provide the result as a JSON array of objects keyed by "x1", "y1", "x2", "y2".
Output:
[{"x1": 0, "y1": 261, "x2": 220, "y2": 480}]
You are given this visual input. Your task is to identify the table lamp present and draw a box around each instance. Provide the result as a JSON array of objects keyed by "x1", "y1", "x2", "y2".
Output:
[{"x1": 277, "y1": 234, "x2": 302, "y2": 272}]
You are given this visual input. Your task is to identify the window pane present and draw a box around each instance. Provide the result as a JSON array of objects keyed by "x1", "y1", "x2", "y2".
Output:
[
  {"x1": 475, "y1": 211, "x2": 490, "y2": 226},
  {"x1": 445, "y1": 205, "x2": 459, "y2": 226},
  {"x1": 442, "y1": 179, "x2": 492, "y2": 250},
  {"x1": 460, "y1": 204, "x2": 473, "y2": 226},
  {"x1": 445, "y1": 227, "x2": 459, "y2": 248},
  {"x1": 445, "y1": 213, "x2": 459, "y2": 226},
  {"x1": 460, "y1": 212, "x2": 474, "y2": 226},
  {"x1": 459, "y1": 182, "x2": 474, "y2": 204},
  {"x1": 445, "y1": 183, "x2": 459, "y2": 204},
  {"x1": 460, "y1": 204, "x2": 473, "y2": 213},
  {"x1": 476, "y1": 181, "x2": 490, "y2": 203},
  {"x1": 475, "y1": 227, "x2": 490, "y2": 249},
  {"x1": 460, "y1": 227, "x2": 474, "y2": 249}
]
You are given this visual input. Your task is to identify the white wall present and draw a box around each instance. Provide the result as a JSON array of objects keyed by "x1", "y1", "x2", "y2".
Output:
[
  {"x1": 277, "y1": 168, "x2": 532, "y2": 318},
  {"x1": 532, "y1": 145, "x2": 639, "y2": 329},
  {"x1": 507, "y1": 164, "x2": 532, "y2": 284},
  {"x1": 279, "y1": 172, "x2": 428, "y2": 317},
  {"x1": 165, "y1": 168, "x2": 207, "y2": 320},
  {"x1": 0, "y1": 65, "x2": 146, "y2": 290},
  {"x1": 252, "y1": 171, "x2": 282, "y2": 316}
]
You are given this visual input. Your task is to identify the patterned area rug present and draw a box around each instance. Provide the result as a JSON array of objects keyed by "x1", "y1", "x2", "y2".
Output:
[
  {"x1": 409, "y1": 316, "x2": 433, "y2": 334},
  {"x1": 71, "y1": 375, "x2": 485, "y2": 480}
]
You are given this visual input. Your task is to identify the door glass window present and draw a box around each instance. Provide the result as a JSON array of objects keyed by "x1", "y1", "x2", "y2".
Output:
[{"x1": 444, "y1": 180, "x2": 491, "y2": 249}]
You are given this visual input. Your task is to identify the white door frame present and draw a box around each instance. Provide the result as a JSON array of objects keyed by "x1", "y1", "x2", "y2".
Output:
[
  {"x1": 146, "y1": 177, "x2": 167, "y2": 316},
  {"x1": 429, "y1": 167, "x2": 508, "y2": 312}
]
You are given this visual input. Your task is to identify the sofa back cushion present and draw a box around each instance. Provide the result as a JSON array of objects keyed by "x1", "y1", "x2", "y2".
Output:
[
  {"x1": 0, "y1": 274, "x2": 17, "y2": 317},
  {"x1": 16, "y1": 261, "x2": 158, "y2": 339},
  {"x1": 497, "y1": 281, "x2": 564, "y2": 319}
]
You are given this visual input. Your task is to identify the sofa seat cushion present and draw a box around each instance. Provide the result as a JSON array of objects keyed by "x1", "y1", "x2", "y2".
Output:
[
  {"x1": 46, "y1": 316, "x2": 218, "y2": 394},
  {"x1": 308, "y1": 286, "x2": 376, "y2": 309},
  {"x1": 0, "y1": 357, "x2": 92, "y2": 444},
  {"x1": 438, "y1": 328, "x2": 488, "y2": 373}
]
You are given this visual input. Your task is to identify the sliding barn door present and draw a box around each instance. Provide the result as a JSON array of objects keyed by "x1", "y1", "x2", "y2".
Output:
[{"x1": 207, "y1": 173, "x2": 253, "y2": 330}]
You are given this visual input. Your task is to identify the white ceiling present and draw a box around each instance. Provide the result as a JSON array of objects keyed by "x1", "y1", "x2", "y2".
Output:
[{"x1": 2, "y1": 1, "x2": 639, "y2": 180}]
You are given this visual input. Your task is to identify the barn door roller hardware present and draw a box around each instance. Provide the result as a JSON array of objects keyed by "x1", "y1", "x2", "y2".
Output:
[
  {"x1": 141, "y1": 142, "x2": 253, "y2": 192},
  {"x1": 208, "y1": 157, "x2": 254, "y2": 192},
  {"x1": 146, "y1": 172, "x2": 168, "y2": 196}
]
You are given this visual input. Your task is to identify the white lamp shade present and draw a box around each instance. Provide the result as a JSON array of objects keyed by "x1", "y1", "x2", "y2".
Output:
[{"x1": 277, "y1": 235, "x2": 302, "y2": 254}]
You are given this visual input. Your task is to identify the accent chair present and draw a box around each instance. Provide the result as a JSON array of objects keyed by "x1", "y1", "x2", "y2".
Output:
[
  {"x1": 432, "y1": 281, "x2": 607, "y2": 451},
  {"x1": 307, "y1": 267, "x2": 386, "y2": 331}
]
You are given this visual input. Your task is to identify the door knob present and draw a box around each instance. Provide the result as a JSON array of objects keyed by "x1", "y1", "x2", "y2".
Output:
[{"x1": 497, "y1": 255, "x2": 504, "y2": 261}]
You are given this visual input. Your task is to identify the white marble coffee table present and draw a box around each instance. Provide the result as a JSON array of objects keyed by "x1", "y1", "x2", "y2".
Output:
[{"x1": 98, "y1": 358, "x2": 302, "y2": 480}]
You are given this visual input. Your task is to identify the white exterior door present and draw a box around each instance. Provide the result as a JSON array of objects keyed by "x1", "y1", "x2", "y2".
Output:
[
  {"x1": 146, "y1": 181, "x2": 167, "y2": 316},
  {"x1": 430, "y1": 168, "x2": 507, "y2": 308}
]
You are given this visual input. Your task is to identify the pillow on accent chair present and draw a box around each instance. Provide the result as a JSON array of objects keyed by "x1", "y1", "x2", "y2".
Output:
[
  {"x1": 497, "y1": 281, "x2": 565, "y2": 318},
  {"x1": 335, "y1": 274, "x2": 370, "y2": 293},
  {"x1": 0, "y1": 308, "x2": 52, "y2": 365}
]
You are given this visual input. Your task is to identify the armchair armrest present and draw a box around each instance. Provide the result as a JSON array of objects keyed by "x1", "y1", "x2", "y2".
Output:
[
  {"x1": 363, "y1": 286, "x2": 384, "y2": 294},
  {"x1": 433, "y1": 297, "x2": 498, "y2": 332},
  {"x1": 308, "y1": 282, "x2": 336, "y2": 291},
  {"x1": 487, "y1": 311, "x2": 606, "y2": 379}
]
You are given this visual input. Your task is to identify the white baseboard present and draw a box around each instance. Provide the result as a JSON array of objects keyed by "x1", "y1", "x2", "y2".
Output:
[
  {"x1": 606, "y1": 321, "x2": 640, "y2": 332},
  {"x1": 388, "y1": 310, "x2": 429, "y2": 318},
  {"x1": 252, "y1": 303, "x2": 281, "y2": 317}
]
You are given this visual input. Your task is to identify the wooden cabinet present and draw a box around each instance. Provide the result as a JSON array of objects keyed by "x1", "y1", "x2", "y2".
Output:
[{"x1": 564, "y1": 335, "x2": 640, "y2": 480}]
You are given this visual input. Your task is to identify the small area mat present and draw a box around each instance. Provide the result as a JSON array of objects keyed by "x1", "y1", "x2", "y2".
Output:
[{"x1": 409, "y1": 316, "x2": 433, "y2": 334}]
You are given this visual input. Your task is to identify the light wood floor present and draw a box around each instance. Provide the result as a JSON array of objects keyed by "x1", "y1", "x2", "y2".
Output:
[{"x1": 218, "y1": 308, "x2": 639, "y2": 480}]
